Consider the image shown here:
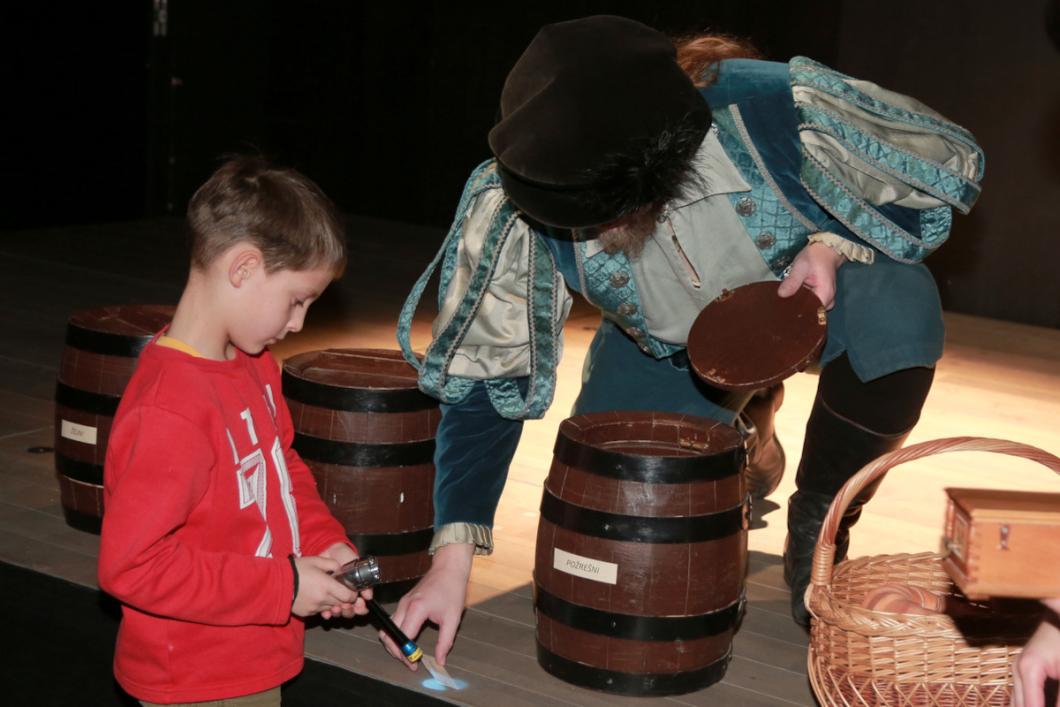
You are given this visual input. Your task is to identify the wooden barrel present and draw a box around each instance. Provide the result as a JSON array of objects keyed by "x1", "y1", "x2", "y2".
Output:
[
  {"x1": 54, "y1": 305, "x2": 174, "y2": 533},
  {"x1": 534, "y1": 411, "x2": 748, "y2": 696},
  {"x1": 283, "y1": 349, "x2": 438, "y2": 590}
]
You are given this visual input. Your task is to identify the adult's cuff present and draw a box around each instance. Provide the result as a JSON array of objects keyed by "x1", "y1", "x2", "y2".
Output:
[
  {"x1": 809, "y1": 231, "x2": 875, "y2": 264},
  {"x1": 429, "y1": 523, "x2": 494, "y2": 556}
]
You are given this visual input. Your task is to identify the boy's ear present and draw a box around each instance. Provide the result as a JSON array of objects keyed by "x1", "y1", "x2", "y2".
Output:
[{"x1": 227, "y1": 248, "x2": 264, "y2": 288}]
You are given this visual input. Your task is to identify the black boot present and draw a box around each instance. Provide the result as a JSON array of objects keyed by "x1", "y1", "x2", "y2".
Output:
[
  {"x1": 739, "y1": 384, "x2": 786, "y2": 499},
  {"x1": 782, "y1": 403, "x2": 904, "y2": 626},
  {"x1": 783, "y1": 355, "x2": 934, "y2": 627}
]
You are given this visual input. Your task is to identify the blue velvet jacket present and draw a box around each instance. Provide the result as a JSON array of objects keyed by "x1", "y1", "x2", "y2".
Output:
[{"x1": 397, "y1": 57, "x2": 983, "y2": 552}]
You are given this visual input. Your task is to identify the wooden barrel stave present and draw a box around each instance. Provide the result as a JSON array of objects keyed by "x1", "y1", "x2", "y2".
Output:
[
  {"x1": 289, "y1": 403, "x2": 439, "y2": 445},
  {"x1": 307, "y1": 460, "x2": 434, "y2": 533},
  {"x1": 536, "y1": 525, "x2": 746, "y2": 615},
  {"x1": 545, "y1": 462, "x2": 743, "y2": 520}
]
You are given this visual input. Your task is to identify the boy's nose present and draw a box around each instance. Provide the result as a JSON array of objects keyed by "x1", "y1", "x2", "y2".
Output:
[{"x1": 288, "y1": 311, "x2": 306, "y2": 333}]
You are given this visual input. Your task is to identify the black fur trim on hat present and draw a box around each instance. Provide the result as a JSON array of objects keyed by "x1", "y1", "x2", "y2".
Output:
[{"x1": 578, "y1": 109, "x2": 711, "y2": 222}]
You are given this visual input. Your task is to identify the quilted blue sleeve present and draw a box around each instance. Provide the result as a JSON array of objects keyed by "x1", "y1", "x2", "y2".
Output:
[{"x1": 790, "y1": 56, "x2": 984, "y2": 263}]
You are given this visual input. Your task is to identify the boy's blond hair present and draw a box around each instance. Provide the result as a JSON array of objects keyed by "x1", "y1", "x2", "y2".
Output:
[{"x1": 188, "y1": 156, "x2": 346, "y2": 276}]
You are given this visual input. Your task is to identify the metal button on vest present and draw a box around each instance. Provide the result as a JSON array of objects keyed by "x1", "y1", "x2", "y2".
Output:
[
  {"x1": 617, "y1": 302, "x2": 638, "y2": 317},
  {"x1": 756, "y1": 232, "x2": 775, "y2": 249},
  {"x1": 628, "y1": 327, "x2": 644, "y2": 339},
  {"x1": 735, "y1": 197, "x2": 756, "y2": 216},
  {"x1": 772, "y1": 255, "x2": 791, "y2": 271},
  {"x1": 609, "y1": 271, "x2": 630, "y2": 288}
]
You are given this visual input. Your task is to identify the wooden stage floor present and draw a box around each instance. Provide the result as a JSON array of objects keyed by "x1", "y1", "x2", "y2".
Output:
[{"x1": 1, "y1": 216, "x2": 1058, "y2": 706}]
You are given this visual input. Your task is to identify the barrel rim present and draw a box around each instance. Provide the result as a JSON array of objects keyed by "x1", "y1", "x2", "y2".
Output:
[
  {"x1": 554, "y1": 411, "x2": 745, "y2": 483},
  {"x1": 282, "y1": 348, "x2": 436, "y2": 412},
  {"x1": 65, "y1": 305, "x2": 174, "y2": 356}
]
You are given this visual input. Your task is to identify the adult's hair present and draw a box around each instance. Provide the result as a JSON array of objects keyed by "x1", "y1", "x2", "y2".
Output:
[
  {"x1": 187, "y1": 155, "x2": 346, "y2": 276},
  {"x1": 673, "y1": 33, "x2": 762, "y2": 87}
]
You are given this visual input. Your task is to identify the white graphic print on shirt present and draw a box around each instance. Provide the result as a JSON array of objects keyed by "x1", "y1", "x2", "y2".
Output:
[{"x1": 229, "y1": 384, "x2": 300, "y2": 558}]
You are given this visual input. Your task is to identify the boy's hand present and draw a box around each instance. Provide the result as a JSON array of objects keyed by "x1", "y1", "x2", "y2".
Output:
[
  {"x1": 777, "y1": 241, "x2": 845, "y2": 310},
  {"x1": 291, "y1": 555, "x2": 356, "y2": 618},
  {"x1": 319, "y1": 542, "x2": 371, "y2": 619},
  {"x1": 383, "y1": 543, "x2": 473, "y2": 669}
]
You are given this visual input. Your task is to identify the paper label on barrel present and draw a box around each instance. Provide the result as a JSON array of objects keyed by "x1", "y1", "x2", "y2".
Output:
[
  {"x1": 60, "y1": 420, "x2": 97, "y2": 445},
  {"x1": 553, "y1": 548, "x2": 617, "y2": 585}
]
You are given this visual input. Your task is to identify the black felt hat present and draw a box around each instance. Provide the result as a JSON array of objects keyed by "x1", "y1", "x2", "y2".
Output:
[{"x1": 488, "y1": 15, "x2": 711, "y2": 228}]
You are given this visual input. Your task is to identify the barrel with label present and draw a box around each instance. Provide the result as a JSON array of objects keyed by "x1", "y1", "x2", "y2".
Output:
[
  {"x1": 534, "y1": 411, "x2": 748, "y2": 696},
  {"x1": 283, "y1": 349, "x2": 438, "y2": 591},
  {"x1": 54, "y1": 305, "x2": 174, "y2": 533}
]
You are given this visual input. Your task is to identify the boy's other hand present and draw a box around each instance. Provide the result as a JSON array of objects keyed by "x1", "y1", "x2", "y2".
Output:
[
  {"x1": 319, "y1": 542, "x2": 371, "y2": 619},
  {"x1": 291, "y1": 555, "x2": 356, "y2": 618}
]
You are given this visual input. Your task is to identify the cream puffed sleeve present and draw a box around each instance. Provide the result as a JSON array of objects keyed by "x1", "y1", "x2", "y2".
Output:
[
  {"x1": 398, "y1": 159, "x2": 572, "y2": 420},
  {"x1": 790, "y1": 57, "x2": 984, "y2": 263},
  {"x1": 436, "y1": 187, "x2": 573, "y2": 380}
]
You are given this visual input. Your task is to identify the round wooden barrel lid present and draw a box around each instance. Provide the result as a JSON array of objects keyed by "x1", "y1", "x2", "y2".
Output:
[
  {"x1": 687, "y1": 281, "x2": 826, "y2": 392},
  {"x1": 66, "y1": 305, "x2": 175, "y2": 356},
  {"x1": 67, "y1": 304, "x2": 175, "y2": 336},
  {"x1": 284, "y1": 348, "x2": 417, "y2": 388},
  {"x1": 282, "y1": 348, "x2": 435, "y2": 412}
]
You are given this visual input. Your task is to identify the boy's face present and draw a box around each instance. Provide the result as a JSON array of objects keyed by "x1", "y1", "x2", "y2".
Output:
[{"x1": 232, "y1": 265, "x2": 334, "y2": 355}]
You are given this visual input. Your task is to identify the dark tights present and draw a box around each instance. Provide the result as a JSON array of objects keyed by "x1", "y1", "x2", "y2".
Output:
[{"x1": 818, "y1": 354, "x2": 935, "y2": 435}]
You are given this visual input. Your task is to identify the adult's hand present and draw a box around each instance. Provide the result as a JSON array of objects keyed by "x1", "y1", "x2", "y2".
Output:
[
  {"x1": 777, "y1": 241, "x2": 845, "y2": 310},
  {"x1": 1012, "y1": 599, "x2": 1060, "y2": 707},
  {"x1": 382, "y1": 542, "x2": 474, "y2": 669}
]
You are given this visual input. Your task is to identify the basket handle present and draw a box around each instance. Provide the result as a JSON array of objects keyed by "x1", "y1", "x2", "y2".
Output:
[{"x1": 808, "y1": 437, "x2": 1060, "y2": 592}]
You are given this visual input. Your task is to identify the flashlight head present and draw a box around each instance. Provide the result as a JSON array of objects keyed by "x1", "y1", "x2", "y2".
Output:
[{"x1": 337, "y1": 555, "x2": 381, "y2": 590}]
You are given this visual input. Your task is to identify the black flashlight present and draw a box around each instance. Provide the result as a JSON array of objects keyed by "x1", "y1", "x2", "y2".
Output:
[
  {"x1": 333, "y1": 556, "x2": 424, "y2": 663},
  {"x1": 336, "y1": 555, "x2": 381, "y2": 590}
]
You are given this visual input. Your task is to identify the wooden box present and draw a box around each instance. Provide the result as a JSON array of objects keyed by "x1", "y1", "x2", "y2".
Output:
[{"x1": 942, "y1": 488, "x2": 1060, "y2": 599}]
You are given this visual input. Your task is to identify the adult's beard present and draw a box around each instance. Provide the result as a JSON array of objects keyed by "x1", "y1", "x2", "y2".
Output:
[{"x1": 597, "y1": 208, "x2": 658, "y2": 259}]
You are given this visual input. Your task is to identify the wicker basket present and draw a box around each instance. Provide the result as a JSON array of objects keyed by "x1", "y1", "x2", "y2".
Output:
[{"x1": 805, "y1": 437, "x2": 1060, "y2": 707}]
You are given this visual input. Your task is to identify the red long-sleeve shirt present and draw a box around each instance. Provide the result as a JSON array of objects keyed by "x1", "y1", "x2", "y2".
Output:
[{"x1": 98, "y1": 340, "x2": 349, "y2": 703}]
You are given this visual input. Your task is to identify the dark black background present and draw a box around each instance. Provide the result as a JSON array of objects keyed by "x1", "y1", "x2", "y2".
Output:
[{"x1": 3, "y1": 1, "x2": 1059, "y2": 327}]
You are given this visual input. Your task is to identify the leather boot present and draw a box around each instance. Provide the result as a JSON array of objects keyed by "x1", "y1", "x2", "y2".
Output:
[
  {"x1": 738, "y1": 384, "x2": 785, "y2": 499},
  {"x1": 783, "y1": 397, "x2": 910, "y2": 626}
]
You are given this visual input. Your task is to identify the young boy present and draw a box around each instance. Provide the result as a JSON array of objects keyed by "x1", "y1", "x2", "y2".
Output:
[{"x1": 98, "y1": 156, "x2": 367, "y2": 706}]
